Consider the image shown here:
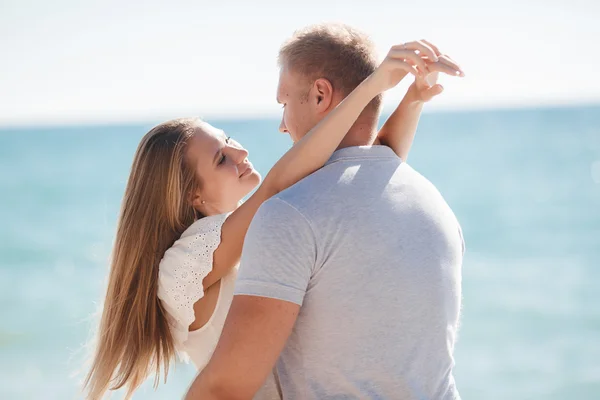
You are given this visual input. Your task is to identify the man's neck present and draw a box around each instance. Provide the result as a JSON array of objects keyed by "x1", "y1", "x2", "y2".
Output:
[{"x1": 337, "y1": 117, "x2": 378, "y2": 150}]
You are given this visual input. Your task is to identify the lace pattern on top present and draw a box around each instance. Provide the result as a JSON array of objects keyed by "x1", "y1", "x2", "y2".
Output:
[{"x1": 157, "y1": 212, "x2": 230, "y2": 361}]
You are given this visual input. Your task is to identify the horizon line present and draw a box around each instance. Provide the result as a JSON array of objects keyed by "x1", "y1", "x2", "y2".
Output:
[{"x1": 1, "y1": 100, "x2": 599, "y2": 131}]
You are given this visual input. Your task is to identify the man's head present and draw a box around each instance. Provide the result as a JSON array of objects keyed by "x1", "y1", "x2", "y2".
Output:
[{"x1": 277, "y1": 23, "x2": 382, "y2": 143}]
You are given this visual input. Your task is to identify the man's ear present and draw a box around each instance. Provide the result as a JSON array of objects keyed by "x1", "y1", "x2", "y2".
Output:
[{"x1": 313, "y1": 78, "x2": 334, "y2": 112}]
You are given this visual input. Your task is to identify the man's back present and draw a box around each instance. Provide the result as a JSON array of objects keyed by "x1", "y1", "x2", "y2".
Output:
[{"x1": 236, "y1": 146, "x2": 463, "y2": 399}]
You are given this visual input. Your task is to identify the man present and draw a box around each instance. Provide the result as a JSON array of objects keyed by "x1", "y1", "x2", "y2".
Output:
[{"x1": 187, "y1": 24, "x2": 465, "y2": 400}]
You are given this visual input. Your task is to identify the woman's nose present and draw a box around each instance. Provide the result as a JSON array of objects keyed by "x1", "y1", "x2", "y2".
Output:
[{"x1": 231, "y1": 146, "x2": 248, "y2": 163}]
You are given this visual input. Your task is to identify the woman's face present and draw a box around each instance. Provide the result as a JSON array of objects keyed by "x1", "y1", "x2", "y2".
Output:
[{"x1": 185, "y1": 122, "x2": 261, "y2": 215}]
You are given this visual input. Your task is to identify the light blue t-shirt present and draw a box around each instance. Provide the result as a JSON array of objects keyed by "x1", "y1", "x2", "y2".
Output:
[{"x1": 236, "y1": 146, "x2": 464, "y2": 400}]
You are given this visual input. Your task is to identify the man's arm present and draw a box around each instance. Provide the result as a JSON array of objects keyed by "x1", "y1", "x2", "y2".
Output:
[
  {"x1": 185, "y1": 296, "x2": 299, "y2": 400},
  {"x1": 186, "y1": 198, "x2": 316, "y2": 400}
]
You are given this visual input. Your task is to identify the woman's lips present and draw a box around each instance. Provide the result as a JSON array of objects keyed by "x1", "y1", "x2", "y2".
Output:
[{"x1": 238, "y1": 163, "x2": 253, "y2": 178}]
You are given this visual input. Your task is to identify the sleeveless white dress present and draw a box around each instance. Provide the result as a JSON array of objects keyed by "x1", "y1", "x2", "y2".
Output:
[{"x1": 157, "y1": 213, "x2": 279, "y2": 399}]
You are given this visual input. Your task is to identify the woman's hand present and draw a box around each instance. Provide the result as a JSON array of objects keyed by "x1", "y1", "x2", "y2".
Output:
[
  {"x1": 408, "y1": 41, "x2": 465, "y2": 102},
  {"x1": 368, "y1": 40, "x2": 464, "y2": 97},
  {"x1": 374, "y1": 40, "x2": 464, "y2": 161}
]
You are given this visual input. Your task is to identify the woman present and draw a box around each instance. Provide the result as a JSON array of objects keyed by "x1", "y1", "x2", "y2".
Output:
[{"x1": 83, "y1": 42, "x2": 461, "y2": 399}]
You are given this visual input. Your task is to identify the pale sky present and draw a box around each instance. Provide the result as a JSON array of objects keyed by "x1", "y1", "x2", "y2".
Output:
[{"x1": 1, "y1": 0, "x2": 599, "y2": 126}]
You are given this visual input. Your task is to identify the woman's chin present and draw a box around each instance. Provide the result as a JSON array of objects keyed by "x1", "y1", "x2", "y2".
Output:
[
  {"x1": 247, "y1": 170, "x2": 262, "y2": 186},
  {"x1": 238, "y1": 174, "x2": 261, "y2": 201}
]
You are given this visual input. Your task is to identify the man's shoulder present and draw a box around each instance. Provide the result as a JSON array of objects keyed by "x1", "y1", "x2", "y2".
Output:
[
  {"x1": 254, "y1": 196, "x2": 308, "y2": 227},
  {"x1": 274, "y1": 165, "x2": 339, "y2": 208},
  {"x1": 246, "y1": 197, "x2": 315, "y2": 247}
]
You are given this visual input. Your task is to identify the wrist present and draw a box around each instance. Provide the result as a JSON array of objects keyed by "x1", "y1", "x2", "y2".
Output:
[
  {"x1": 362, "y1": 74, "x2": 386, "y2": 100},
  {"x1": 405, "y1": 84, "x2": 425, "y2": 105}
]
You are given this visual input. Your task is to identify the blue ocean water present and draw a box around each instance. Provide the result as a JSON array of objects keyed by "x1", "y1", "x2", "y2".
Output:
[{"x1": 1, "y1": 105, "x2": 599, "y2": 399}]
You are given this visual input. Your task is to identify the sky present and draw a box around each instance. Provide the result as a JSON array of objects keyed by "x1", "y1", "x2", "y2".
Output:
[{"x1": 1, "y1": 0, "x2": 599, "y2": 126}]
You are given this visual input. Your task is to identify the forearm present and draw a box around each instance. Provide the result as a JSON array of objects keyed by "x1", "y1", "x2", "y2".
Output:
[
  {"x1": 264, "y1": 77, "x2": 380, "y2": 193},
  {"x1": 185, "y1": 374, "x2": 230, "y2": 400},
  {"x1": 377, "y1": 85, "x2": 424, "y2": 162},
  {"x1": 185, "y1": 296, "x2": 300, "y2": 400}
]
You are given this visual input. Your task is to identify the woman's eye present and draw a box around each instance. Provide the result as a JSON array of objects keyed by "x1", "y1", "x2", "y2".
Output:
[{"x1": 218, "y1": 154, "x2": 226, "y2": 165}]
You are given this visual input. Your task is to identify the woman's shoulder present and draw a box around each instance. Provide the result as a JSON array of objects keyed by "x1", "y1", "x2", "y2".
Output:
[
  {"x1": 161, "y1": 212, "x2": 231, "y2": 273},
  {"x1": 179, "y1": 212, "x2": 231, "y2": 240},
  {"x1": 156, "y1": 212, "x2": 231, "y2": 359}
]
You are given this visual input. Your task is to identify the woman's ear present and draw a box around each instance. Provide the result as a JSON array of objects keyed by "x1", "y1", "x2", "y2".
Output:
[{"x1": 190, "y1": 188, "x2": 204, "y2": 213}]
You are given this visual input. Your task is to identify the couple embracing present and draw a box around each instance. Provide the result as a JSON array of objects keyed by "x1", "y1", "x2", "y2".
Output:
[{"x1": 84, "y1": 23, "x2": 465, "y2": 400}]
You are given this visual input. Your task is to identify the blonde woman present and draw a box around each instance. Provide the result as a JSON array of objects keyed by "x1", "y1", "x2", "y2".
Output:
[{"x1": 83, "y1": 31, "x2": 462, "y2": 399}]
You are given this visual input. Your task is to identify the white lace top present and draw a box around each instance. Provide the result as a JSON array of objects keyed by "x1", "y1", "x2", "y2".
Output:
[{"x1": 157, "y1": 212, "x2": 236, "y2": 370}]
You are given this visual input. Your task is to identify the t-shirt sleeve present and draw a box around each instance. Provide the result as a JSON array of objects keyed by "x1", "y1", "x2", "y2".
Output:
[{"x1": 234, "y1": 197, "x2": 317, "y2": 306}]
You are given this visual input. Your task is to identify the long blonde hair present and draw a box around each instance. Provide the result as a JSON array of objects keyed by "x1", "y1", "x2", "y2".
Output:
[{"x1": 84, "y1": 117, "x2": 203, "y2": 399}]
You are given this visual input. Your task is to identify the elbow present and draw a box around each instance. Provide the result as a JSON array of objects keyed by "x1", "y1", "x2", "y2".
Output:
[{"x1": 189, "y1": 375, "x2": 254, "y2": 400}]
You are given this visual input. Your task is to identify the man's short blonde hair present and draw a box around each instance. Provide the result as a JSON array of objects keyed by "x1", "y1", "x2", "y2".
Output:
[{"x1": 278, "y1": 23, "x2": 382, "y2": 112}]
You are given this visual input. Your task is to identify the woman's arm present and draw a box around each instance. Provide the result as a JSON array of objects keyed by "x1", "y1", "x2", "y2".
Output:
[
  {"x1": 376, "y1": 42, "x2": 464, "y2": 162},
  {"x1": 203, "y1": 76, "x2": 382, "y2": 289},
  {"x1": 202, "y1": 43, "x2": 423, "y2": 289},
  {"x1": 376, "y1": 84, "x2": 427, "y2": 162}
]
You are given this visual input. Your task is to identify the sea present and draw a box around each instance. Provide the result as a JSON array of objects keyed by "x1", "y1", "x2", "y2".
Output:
[{"x1": 1, "y1": 104, "x2": 599, "y2": 399}]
